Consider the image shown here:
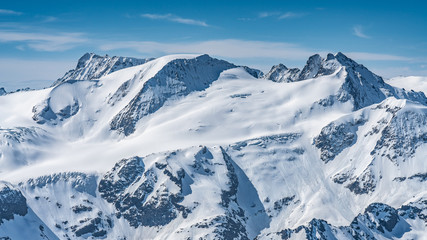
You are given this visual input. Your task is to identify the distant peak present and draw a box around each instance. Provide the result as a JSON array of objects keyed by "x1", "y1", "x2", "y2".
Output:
[
  {"x1": 334, "y1": 52, "x2": 359, "y2": 67},
  {"x1": 326, "y1": 53, "x2": 335, "y2": 61},
  {"x1": 76, "y1": 52, "x2": 98, "y2": 69},
  {"x1": 195, "y1": 54, "x2": 212, "y2": 61},
  {"x1": 307, "y1": 54, "x2": 322, "y2": 64},
  {"x1": 53, "y1": 53, "x2": 152, "y2": 87},
  {"x1": 274, "y1": 63, "x2": 288, "y2": 70}
]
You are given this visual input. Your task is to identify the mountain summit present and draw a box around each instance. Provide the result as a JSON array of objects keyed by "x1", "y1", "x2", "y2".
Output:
[
  {"x1": 52, "y1": 53, "x2": 153, "y2": 86},
  {"x1": 265, "y1": 52, "x2": 427, "y2": 110}
]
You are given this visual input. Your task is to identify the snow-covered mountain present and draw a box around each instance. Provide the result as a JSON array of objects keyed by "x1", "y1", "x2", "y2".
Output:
[
  {"x1": 52, "y1": 53, "x2": 153, "y2": 87},
  {"x1": 0, "y1": 52, "x2": 426, "y2": 239}
]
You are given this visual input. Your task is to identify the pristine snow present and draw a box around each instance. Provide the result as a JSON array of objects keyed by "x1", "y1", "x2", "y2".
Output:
[{"x1": 0, "y1": 53, "x2": 426, "y2": 239}]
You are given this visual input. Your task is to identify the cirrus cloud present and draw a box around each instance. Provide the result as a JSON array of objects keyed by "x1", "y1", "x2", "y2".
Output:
[
  {"x1": 0, "y1": 30, "x2": 87, "y2": 51},
  {"x1": 0, "y1": 9, "x2": 22, "y2": 16},
  {"x1": 353, "y1": 25, "x2": 370, "y2": 39},
  {"x1": 141, "y1": 13, "x2": 209, "y2": 27}
]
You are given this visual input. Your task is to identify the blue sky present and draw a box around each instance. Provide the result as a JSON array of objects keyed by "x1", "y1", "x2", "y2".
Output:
[{"x1": 1, "y1": 0, "x2": 427, "y2": 90}]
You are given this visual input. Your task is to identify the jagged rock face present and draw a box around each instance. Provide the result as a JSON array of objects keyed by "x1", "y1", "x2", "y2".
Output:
[
  {"x1": 264, "y1": 64, "x2": 300, "y2": 83},
  {"x1": 298, "y1": 54, "x2": 323, "y2": 80},
  {"x1": 52, "y1": 53, "x2": 152, "y2": 86},
  {"x1": 0, "y1": 183, "x2": 27, "y2": 224},
  {"x1": 19, "y1": 173, "x2": 111, "y2": 239},
  {"x1": 262, "y1": 202, "x2": 418, "y2": 240},
  {"x1": 371, "y1": 108, "x2": 427, "y2": 165},
  {"x1": 0, "y1": 88, "x2": 6, "y2": 96},
  {"x1": 314, "y1": 116, "x2": 367, "y2": 163},
  {"x1": 95, "y1": 146, "x2": 269, "y2": 239},
  {"x1": 32, "y1": 97, "x2": 80, "y2": 125},
  {"x1": 321, "y1": 53, "x2": 427, "y2": 110},
  {"x1": 110, "y1": 54, "x2": 236, "y2": 136},
  {"x1": 98, "y1": 155, "x2": 190, "y2": 228},
  {"x1": 314, "y1": 98, "x2": 427, "y2": 196},
  {"x1": 267, "y1": 52, "x2": 427, "y2": 111},
  {"x1": 25, "y1": 172, "x2": 98, "y2": 197},
  {"x1": 242, "y1": 66, "x2": 264, "y2": 78}
]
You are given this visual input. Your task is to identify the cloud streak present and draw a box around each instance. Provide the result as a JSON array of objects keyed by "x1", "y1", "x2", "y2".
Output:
[
  {"x1": 258, "y1": 11, "x2": 306, "y2": 19},
  {"x1": 278, "y1": 12, "x2": 306, "y2": 19},
  {"x1": 258, "y1": 12, "x2": 280, "y2": 18},
  {"x1": 353, "y1": 25, "x2": 370, "y2": 39},
  {"x1": 141, "y1": 13, "x2": 209, "y2": 27},
  {"x1": 0, "y1": 30, "x2": 87, "y2": 51},
  {"x1": 0, "y1": 9, "x2": 22, "y2": 16}
]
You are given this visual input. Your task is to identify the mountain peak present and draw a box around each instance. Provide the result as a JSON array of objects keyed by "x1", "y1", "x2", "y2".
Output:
[
  {"x1": 0, "y1": 87, "x2": 6, "y2": 96},
  {"x1": 334, "y1": 52, "x2": 359, "y2": 68},
  {"x1": 76, "y1": 52, "x2": 98, "y2": 69},
  {"x1": 264, "y1": 64, "x2": 301, "y2": 83},
  {"x1": 52, "y1": 53, "x2": 153, "y2": 87}
]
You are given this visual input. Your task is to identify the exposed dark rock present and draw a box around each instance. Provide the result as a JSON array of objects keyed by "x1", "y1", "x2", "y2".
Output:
[
  {"x1": 0, "y1": 183, "x2": 28, "y2": 224},
  {"x1": 264, "y1": 64, "x2": 300, "y2": 83},
  {"x1": 314, "y1": 117, "x2": 367, "y2": 163},
  {"x1": 98, "y1": 154, "x2": 191, "y2": 228},
  {"x1": 264, "y1": 202, "x2": 416, "y2": 240},
  {"x1": 371, "y1": 110, "x2": 427, "y2": 165},
  {"x1": 25, "y1": 172, "x2": 98, "y2": 197},
  {"x1": 231, "y1": 133, "x2": 301, "y2": 151},
  {"x1": 0, "y1": 87, "x2": 6, "y2": 96},
  {"x1": 72, "y1": 205, "x2": 93, "y2": 214},
  {"x1": 32, "y1": 97, "x2": 80, "y2": 125},
  {"x1": 346, "y1": 167, "x2": 376, "y2": 195}
]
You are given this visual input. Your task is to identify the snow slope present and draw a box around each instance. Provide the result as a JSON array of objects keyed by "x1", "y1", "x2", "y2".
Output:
[{"x1": 0, "y1": 52, "x2": 426, "y2": 239}]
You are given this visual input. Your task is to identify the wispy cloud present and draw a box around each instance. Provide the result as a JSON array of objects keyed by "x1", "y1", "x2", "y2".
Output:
[
  {"x1": 141, "y1": 13, "x2": 209, "y2": 27},
  {"x1": 0, "y1": 30, "x2": 87, "y2": 51},
  {"x1": 278, "y1": 12, "x2": 306, "y2": 19},
  {"x1": 0, "y1": 9, "x2": 22, "y2": 16},
  {"x1": 353, "y1": 25, "x2": 370, "y2": 39},
  {"x1": 258, "y1": 11, "x2": 306, "y2": 19},
  {"x1": 258, "y1": 12, "x2": 280, "y2": 18},
  {"x1": 41, "y1": 16, "x2": 58, "y2": 23}
]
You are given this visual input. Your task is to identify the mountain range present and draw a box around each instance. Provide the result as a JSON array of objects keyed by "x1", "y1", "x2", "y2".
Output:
[{"x1": 0, "y1": 52, "x2": 426, "y2": 239}]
